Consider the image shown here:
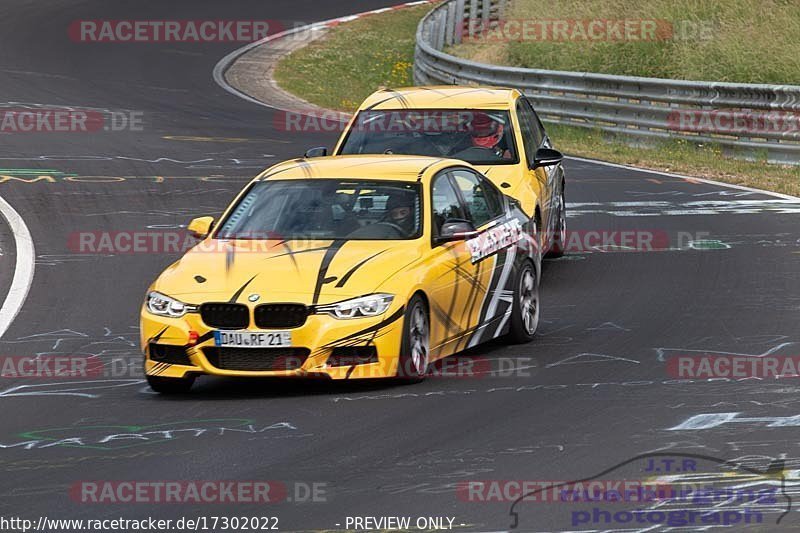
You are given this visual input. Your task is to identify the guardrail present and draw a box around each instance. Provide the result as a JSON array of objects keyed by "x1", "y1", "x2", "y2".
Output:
[{"x1": 413, "y1": 0, "x2": 800, "y2": 165}]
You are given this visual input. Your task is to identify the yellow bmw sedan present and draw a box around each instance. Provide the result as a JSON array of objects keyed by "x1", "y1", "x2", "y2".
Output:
[{"x1": 141, "y1": 155, "x2": 551, "y2": 393}]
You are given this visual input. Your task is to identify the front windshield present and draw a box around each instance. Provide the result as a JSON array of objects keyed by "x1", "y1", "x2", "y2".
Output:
[
  {"x1": 338, "y1": 109, "x2": 518, "y2": 165},
  {"x1": 215, "y1": 179, "x2": 422, "y2": 241}
]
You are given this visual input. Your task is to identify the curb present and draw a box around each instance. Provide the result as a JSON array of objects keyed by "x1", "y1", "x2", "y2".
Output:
[{"x1": 213, "y1": 0, "x2": 437, "y2": 118}]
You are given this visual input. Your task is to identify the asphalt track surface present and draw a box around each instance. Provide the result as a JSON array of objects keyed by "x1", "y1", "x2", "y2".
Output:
[{"x1": 0, "y1": 1, "x2": 799, "y2": 532}]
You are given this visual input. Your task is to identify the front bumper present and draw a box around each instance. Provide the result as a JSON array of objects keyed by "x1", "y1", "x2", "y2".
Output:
[{"x1": 140, "y1": 303, "x2": 405, "y2": 380}]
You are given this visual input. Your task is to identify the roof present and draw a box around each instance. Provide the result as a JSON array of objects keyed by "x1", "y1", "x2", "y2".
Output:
[
  {"x1": 356, "y1": 86, "x2": 521, "y2": 111},
  {"x1": 256, "y1": 155, "x2": 467, "y2": 182}
]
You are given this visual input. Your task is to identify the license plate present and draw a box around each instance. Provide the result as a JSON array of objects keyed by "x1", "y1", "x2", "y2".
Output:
[{"x1": 214, "y1": 331, "x2": 291, "y2": 348}]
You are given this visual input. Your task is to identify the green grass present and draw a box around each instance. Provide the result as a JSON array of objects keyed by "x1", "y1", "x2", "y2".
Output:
[
  {"x1": 273, "y1": 5, "x2": 431, "y2": 111},
  {"x1": 450, "y1": 0, "x2": 800, "y2": 84},
  {"x1": 274, "y1": 2, "x2": 800, "y2": 196},
  {"x1": 546, "y1": 124, "x2": 800, "y2": 196}
]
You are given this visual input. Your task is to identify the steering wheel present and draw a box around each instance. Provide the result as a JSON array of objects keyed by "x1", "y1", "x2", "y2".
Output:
[{"x1": 375, "y1": 221, "x2": 407, "y2": 236}]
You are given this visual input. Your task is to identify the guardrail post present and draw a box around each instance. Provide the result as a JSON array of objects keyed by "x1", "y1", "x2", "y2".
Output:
[
  {"x1": 435, "y1": 9, "x2": 446, "y2": 50},
  {"x1": 497, "y1": 0, "x2": 507, "y2": 17},
  {"x1": 445, "y1": 1, "x2": 456, "y2": 47},
  {"x1": 481, "y1": 0, "x2": 490, "y2": 28},
  {"x1": 469, "y1": 0, "x2": 479, "y2": 40},
  {"x1": 453, "y1": 0, "x2": 465, "y2": 44}
]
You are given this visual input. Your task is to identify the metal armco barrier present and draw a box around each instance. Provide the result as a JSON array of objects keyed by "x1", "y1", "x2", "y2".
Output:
[{"x1": 413, "y1": 0, "x2": 800, "y2": 165}]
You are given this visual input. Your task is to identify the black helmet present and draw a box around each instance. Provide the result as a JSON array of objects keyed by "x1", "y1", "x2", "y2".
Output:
[{"x1": 386, "y1": 189, "x2": 415, "y2": 211}]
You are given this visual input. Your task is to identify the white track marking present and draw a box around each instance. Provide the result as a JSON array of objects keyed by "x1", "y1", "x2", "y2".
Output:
[
  {"x1": 0, "y1": 194, "x2": 35, "y2": 339},
  {"x1": 566, "y1": 155, "x2": 800, "y2": 201}
]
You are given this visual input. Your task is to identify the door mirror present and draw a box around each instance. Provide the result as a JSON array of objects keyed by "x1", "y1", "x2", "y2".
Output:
[
  {"x1": 532, "y1": 148, "x2": 563, "y2": 169},
  {"x1": 304, "y1": 147, "x2": 327, "y2": 158},
  {"x1": 436, "y1": 219, "x2": 478, "y2": 243},
  {"x1": 187, "y1": 216, "x2": 214, "y2": 239}
]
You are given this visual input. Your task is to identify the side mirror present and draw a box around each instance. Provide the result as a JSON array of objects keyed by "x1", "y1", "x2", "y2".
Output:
[
  {"x1": 532, "y1": 147, "x2": 563, "y2": 169},
  {"x1": 436, "y1": 219, "x2": 478, "y2": 243},
  {"x1": 304, "y1": 147, "x2": 327, "y2": 158},
  {"x1": 187, "y1": 216, "x2": 214, "y2": 239}
]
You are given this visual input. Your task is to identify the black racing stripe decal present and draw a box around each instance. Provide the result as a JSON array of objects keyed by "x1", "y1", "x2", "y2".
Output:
[
  {"x1": 259, "y1": 160, "x2": 305, "y2": 180},
  {"x1": 431, "y1": 253, "x2": 486, "y2": 293},
  {"x1": 228, "y1": 274, "x2": 258, "y2": 303},
  {"x1": 225, "y1": 244, "x2": 235, "y2": 272},
  {"x1": 430, "y1": 300, "x2": 461, "y2": 335},
  {"x1": 341, "y1": 157, "x2": 432, "y2": 169},
  {"x1": 466, "y1": 251, "x2": 505, "y2": 348},
  {"x1": 273, "y1": 239, "x2": 300, "y2": 272},
  {"x1": 295, "y1": 158, "x2": 315, "y2": 178},
  {"x1": 365, "y1": 91, "x2": 409, "y2": 110},
  {"x1": 456, "y1": 258, "x2": 485, "y2": 353},
  {"x1": 322, "y1": 306, "x2": 405, "y2": 348},
  {"x1": 417, "y1": 158, "x2": 444, "y2": 180},
  {"x1": 448, "y1": 253, "x2": 484, "y2": 354},
  {"x1": 149, "y1": 362, "x2": 170, "y2": 376},
  {"x1": 395, "y1": 91, "x2": 411, "y2": 109},
  {"x1": 267, "y1": 245, "x2": 331, "y2": 261},
  {"x1": 442, "y1": 247, "x2": 461, "y2": 341},
  {"x1": 416, "y1": 86, "x2": 451, "y2": 97},
  {"x1": 149, "y1": 326, "x2": 169, "y2": 344},
  {"x1": 193, "y1": 331, "x2": 215, "y2": 346},
  {"x1": 312, "y1": 240, "x2": 346, "y2": 305},
  {"x1": 450, "y1": 258, "x2": 487, "y2": 293},
  {"x1": 335, "y1": 250, "x2": 386, "y2": 288},
  {"x1": 438, "y1": 88, "x2": 499, "y2": 100}
]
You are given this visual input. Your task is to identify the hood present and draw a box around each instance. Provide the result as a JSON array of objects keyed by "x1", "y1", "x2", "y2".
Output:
[{"x1": 153, "y1": 239, "x2": 421, "y2": 305}]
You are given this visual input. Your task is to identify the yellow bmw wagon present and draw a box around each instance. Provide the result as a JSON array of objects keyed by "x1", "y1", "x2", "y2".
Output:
[
  {"x1": 141, "y1": 155, "x2": 550, "y2": 393},
  {"x1": 312, "y1": 86, "x2": 567, "y2": 258}
]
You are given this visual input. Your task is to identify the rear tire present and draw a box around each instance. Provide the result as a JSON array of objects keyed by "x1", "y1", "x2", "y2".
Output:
[
  {"x1": 546, "y1": 188, "x2": 566, "y2": 258},
  {"x1": 397, "y1": 294, "x2": 430, "y2": 382},
  {"x1": 147, "y1": 374, "x2": 195, "y2": 394},
  {"x1": 506, "y1": 260, "x2": 540, "y2": 344}
]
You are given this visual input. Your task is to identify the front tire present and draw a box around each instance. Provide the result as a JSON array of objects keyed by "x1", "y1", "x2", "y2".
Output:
[
  {"x1": 506, "y1": 260, "x2": 540, "y2": 344},
  {"x1": 147, "y1": 374, "x2": 195, "y2": 394},
  {"x1": 397, "y1": 294, "x2": 430, "y2": 381}
]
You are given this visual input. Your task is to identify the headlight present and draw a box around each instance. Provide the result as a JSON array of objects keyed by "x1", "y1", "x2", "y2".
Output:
[
  {"x1": 316, "y1": 294, "x2": 394, "y2": 319},
  {"x1": 145, "y1": 291, "x2": 194, "y2": 318}
]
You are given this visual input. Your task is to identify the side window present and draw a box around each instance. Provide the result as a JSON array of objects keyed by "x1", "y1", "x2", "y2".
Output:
[
  {"x1": 431, "y1": 172, "x2": 466, "y2": 237},
  {"x1": 524, "y1": 98, "x2": 547, "y2": 146},
  {"x1": 450, "y1": 169, "x2": 504, "y2": 228},
  {"x1": 515, "y1": 99, "x2": 539, "y2": 164}
]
